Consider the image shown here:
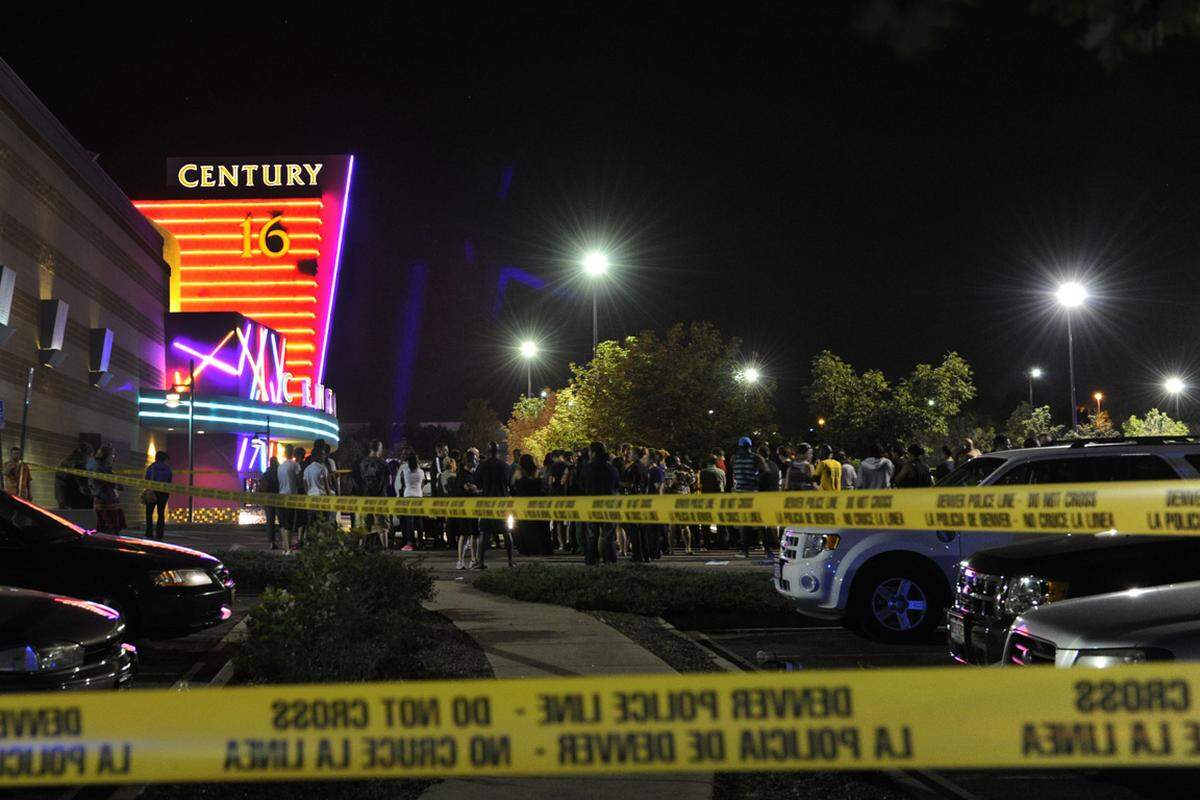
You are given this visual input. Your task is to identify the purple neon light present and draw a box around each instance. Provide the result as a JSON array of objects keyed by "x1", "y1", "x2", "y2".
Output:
[
  {"x1": 318, "y1": 155, "x2": 354, "y2": 386},
  {"x1": 172, "y1": 340, "x2": 239, "y2": 376}
]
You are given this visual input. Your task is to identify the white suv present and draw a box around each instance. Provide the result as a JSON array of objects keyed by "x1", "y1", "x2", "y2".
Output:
[{"x1": 773, "y1": 439, "x2": 1200, "y2": 643}]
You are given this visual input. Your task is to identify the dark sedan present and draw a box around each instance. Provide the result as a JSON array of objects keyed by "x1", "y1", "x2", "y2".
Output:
[
  {"x1": 0, "y1": 585, "x2": 136, "y2": 691},
  {"x1": 0, "y1": 492, "x2": 235, "y2": 637}
]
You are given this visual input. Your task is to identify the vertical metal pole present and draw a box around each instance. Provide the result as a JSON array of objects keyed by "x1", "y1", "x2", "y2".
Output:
[
  {"x1": 188, "y1": 359, "x2": 195, "y2": 524},
  {"x1": 526, "y1": 362, "x2": 532, "y2": 398},
  {"x1": 1028, "y1": 377, "x2": 1033, "y2": 408},
  {"x1": 592, "y1": 290, "x2": 598, "y2": 357},
  {"x1": 1067, "y1": 314, "x2": 1078, "y2": 431},
  {"x1": 17, "y1": 367, "x2": 33, "y2": 459}
]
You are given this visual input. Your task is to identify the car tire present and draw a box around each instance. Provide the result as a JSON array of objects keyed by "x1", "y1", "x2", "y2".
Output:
[{"x1": 848, "y1": 558, "x2": 947, "y2": 644}]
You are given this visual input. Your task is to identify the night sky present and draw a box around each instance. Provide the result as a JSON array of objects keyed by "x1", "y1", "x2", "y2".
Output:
[{"x1": 6, "y1": 4, "x2": 1200, "y2": 435}]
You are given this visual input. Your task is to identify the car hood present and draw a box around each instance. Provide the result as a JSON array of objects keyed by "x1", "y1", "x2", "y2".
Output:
[
  {"x1": 0, "y1": 585, "x2": 123, "y2": 648},
  {"x1": 70, "y1": 532, "x2": 220, "y2": 568},
  {"x1": 1014, "y1": 581, "x2": 1200, "y2": 651},
  {"x1": 965, "y1": 534, "x2": 1200, "y2": 597}
]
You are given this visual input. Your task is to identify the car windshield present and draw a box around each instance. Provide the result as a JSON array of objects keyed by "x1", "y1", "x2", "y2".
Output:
[
  {"x1": 936, "y1": 456, "x2": 1006, "y2": 487},
  {"x1": 0, "y1": 493, "x2": 87, "y2": 545}
]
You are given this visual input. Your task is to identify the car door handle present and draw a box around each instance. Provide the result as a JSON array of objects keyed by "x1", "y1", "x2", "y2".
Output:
[{"x1": 936, "y1": 530, "x2": 957, "y2": 543}]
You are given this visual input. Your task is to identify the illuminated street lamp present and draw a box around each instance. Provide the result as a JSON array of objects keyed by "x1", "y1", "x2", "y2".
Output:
[
  {"x1": 582, "y1": 251, "x2": 609, "y2": 356},
  {"x1": 1093, "y1": 391, "x2": 1103, "y2": 416},
  {"x1": 1056, "y1": 282, "x2": 1088, "y2": 430},
  {"x1": 741, "y1": 366, "x2": 761, "y2": 384},
  {"x1": 1165, "y1": 376, "x2": 1186, "y2": 415},
  {"x1": 817, "y1": 417, "x2": 826, "y2": 428},
  {"x1": 1028, "y1": 367, "x2": 1043, "y2": 407},
  {"x1": 519, "y1": 340, "x2": 539, "y2": 397}
]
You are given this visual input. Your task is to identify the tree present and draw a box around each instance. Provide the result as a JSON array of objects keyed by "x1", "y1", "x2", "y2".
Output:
[
  {"x1": 1121, "y1": 409, "x2": 1190, "y2": 437},
  {"x1": 803, "y1": 350, "x2": 977, "y2": 455},
  {"x1": 457, "y1": 399, "x2": 503, "y2": 451},
  {"x1": 499, "y1": 322, "x2": 777, "y2": 457},
  {"x1": 1070, "y1": 409, "x2": 1118, "y2": 439},
  {"x1": 503, "y1": 393, "x2": 555, "y2": 461},
  {"x1": 1003, "y1": 402, "x2": 1064, "y2": 444}
]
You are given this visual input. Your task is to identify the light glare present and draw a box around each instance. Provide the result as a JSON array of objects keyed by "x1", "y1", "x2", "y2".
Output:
[
  {"x1": 1030, "y1": 367, "x2": 1043, "y2": 379},
  {"x1": 1056, "y1": 281, "x2": 1087, "y2": 308},
  {"x1": 582, "y1": 251, "x2": 609, "y2": 277},
  {"x1": 519, "y1": 340, "x2": 539, "y2": 359},
  {"x1": 1166, "y1": 376, "x2": 1186, "y2": 395}
]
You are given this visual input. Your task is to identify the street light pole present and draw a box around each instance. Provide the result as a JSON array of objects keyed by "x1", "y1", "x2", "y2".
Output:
[
  {"x1": 1056, "y1": 282, "x2": 1086, "y2": 432},
  {"x1": 582, "y1": 252, "x2": 608, "y2": 358},
  {"x1": 188, "y1": 358, "x2": 195, "y2": 525},
  {"x1": 1067, "y1": 313, "x2": 1078, "y2": 431}
]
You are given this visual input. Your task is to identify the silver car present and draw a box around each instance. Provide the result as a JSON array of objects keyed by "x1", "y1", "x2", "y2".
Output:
[{"x1": 1004, "y1": 581, "x2": 1200, "y2": 667}]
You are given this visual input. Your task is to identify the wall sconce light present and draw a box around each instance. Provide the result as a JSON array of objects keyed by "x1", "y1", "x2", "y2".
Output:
[
  {"x1": 37, "y1": 299, "x2": 68, "y2": 368},
  {"x1": 89, "y1": 327, "x2": 113, "y2": 387},
  {"x1": 0, "y1": 265, "x2": 15, "y2": 346}
]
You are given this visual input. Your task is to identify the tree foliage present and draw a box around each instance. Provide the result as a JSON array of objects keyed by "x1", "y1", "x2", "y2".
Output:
[
  {"x1": 802, "y1": 350, "x2": 977, "y2": 454},
  {"x1": 1121, "y1": 408, "x2": 1190, "y2": 436},
  {"x1": 1069, "y1": 409, "x2": 1118, "y2": 439},
  {"x1": 503, "y1": 323, "x2": 776, "y2": 457},
  {"x1": 1003, "y1": 402, "x2": 1063, "y2": 444}
]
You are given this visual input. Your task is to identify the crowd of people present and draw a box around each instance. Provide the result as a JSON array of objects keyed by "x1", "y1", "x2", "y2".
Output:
[
  {"x1": 38, "y1": 428, "x2": 1038, "y2": 557},
  {"x1": 305, "y1": 431, "x2": 1028, "y2": 568}
]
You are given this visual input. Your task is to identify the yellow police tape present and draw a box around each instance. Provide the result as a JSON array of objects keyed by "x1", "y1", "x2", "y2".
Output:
[
  {"x1": 34, "y1": 465, "x2": 1200, "y2": 535},
  {"x1": 2, "y1": 665, "x2": 1199, "y2": 785}
]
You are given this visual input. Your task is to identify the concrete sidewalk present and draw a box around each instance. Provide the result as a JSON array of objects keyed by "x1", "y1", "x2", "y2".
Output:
[{"x1": 420, "y1": 581, "x2": 712, "y2": 799}]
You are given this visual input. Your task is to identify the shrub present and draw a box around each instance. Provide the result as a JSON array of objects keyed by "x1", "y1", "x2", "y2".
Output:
[
  {"x1": 211, "y1": 549, "x2": 300, "y2": 594},
  {"x1": 237, "y1": 520, "x2": 436, "y2": 684},
  {"x1": 473, "y1": 563, "x2": 793, "y2": 620}
]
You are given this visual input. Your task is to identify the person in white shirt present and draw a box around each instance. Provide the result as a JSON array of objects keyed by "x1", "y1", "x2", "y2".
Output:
[
  {"x1": 276, "y1": 445, "x2": 304, "y2": 551},
  {"x1": 302, "y1": 444, "x2": 332, "y2": 542},
  {"x1": 835, "y1": 449, "x2": 858, "y2": 490},
  {"x1": 856, "y1": 442, "x2": 894, "y2": 490},
  {"x1": 395, "y1": 452, "x2": 426, "y2": 552}
]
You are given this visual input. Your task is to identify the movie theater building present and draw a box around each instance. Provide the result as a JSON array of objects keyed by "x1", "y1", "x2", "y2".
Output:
[
  {"x1": 0, "y1": 58, "x2": 168, "y2": 520},
  {"x1": 133, "y1": 155, "x2": 351, "y2": 522}
]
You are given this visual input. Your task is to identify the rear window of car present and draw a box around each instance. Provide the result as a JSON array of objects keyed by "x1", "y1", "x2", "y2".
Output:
[
  {"x1": 937, "y1": 456, "x2": 1006, "y2": 487},
  {"x1": 1027, "y1": 455, "x2": 1177, "y2": 484}
]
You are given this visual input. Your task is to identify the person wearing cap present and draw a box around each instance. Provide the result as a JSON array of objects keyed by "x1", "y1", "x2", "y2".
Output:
[{"x1": 730, "y1": 437, "x2": 762, "y2": 559}]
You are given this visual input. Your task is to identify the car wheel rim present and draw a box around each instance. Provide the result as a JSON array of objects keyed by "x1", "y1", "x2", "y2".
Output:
[{"x1": 870, "y1": 577, "x2": 927, "y2": 631}]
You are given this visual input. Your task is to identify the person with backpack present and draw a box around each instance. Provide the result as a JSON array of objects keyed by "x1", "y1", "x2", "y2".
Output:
[
  {"x1": 894, "y1": 443, "x2": 934, "y2": 488},
  {"x1": 357, "y1": 440, "x2": 389, "y2": 548}
]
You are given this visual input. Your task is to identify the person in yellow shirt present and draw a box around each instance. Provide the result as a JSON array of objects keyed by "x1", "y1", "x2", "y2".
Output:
[{"x1": 814, "y1": 444, "x2": 842, "y2": 491}]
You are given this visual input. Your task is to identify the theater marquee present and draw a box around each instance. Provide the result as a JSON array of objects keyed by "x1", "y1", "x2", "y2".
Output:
[{"x1": 135, "y1": 155, "x2": 354, "y2": 405}]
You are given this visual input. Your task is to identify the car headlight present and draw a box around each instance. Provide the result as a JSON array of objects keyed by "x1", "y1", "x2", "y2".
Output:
[
  {"x1": 1002, "y1": 576, "x2": 1069, "y2": 617},
  {"x1": 800, "y1": 534, "x2": 841, "y2": 558},
  {"x1": 0, "y1": 643, "x2": 85, "y2": 673},
  {"x1": 1073, "y1": 648, "x2": 1172, "y2": 668},
  {"x1": 151, "y1": 568, "x2": 214, "y2": 587}
]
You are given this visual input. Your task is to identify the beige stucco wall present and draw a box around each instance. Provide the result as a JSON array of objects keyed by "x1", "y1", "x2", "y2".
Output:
[{"x1": 0, "y1": 92, "x2": 167, "y2": 519}]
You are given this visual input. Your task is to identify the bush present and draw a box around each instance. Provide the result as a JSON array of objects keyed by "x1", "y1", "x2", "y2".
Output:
[
  {"x1": 237, "y1": 520, "x2": 436, "y2": 684},
  {"x1": 473, "y1": 563, "x2": 794, "y2": 622},
  {"x1": 211, "y1": 549, "x2": 300, "y2": 594}
]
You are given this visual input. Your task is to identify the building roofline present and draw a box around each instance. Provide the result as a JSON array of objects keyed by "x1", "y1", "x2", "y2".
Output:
[{"x1": 0, "y1": 57, "x2": 166, "y2": 269}]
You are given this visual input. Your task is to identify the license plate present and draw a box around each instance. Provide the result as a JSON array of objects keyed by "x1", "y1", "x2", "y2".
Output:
[
  {"x1": 949, "y1": 615, "x2": 965, "y2": 645},
  {"x1": 773, "y1": 560, "x2": 783, "y2": 583}
]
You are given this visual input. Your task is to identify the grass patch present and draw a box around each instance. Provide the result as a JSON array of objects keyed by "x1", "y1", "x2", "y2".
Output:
[{"x1": 474, "y1": 563, "x2": 795, "y2": 625}]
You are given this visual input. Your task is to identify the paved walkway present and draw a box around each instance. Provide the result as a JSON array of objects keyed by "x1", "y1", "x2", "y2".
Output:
[{"x1": 420, "y1": 581, "x2": 712, "y2": 800}]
